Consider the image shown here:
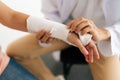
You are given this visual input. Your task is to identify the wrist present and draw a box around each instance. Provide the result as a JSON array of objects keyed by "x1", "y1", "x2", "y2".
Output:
[{"x1": 102, "y1": 29, "x2": 111, "y2": 41}]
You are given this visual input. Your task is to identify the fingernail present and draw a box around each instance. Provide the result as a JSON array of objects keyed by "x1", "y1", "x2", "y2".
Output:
[
  {"x1": 91, "y1": 60, "x2": 93, "y2": 63},
  {"x1": 97, "y1": 56, "x2": 100, "y2": 59},
  {"x1": 85, "y1": 51, "x2": 89, "y2": 55},
  {"x1": 86, "y1": 59, "x2": 89, "y2": 62}
]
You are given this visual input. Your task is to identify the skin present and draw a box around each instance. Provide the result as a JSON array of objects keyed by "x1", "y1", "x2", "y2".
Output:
[
  {"x1": 67, "y1": 18, "x2": 111, "y2": 42},
  {"x1": 36, "y1": 29, "x2": 100, "y2": 63},
  {"x1": 0, "y1": 1, "x2": 57, "y2": 80},
  {"x1": 67, "y1": 17, "x2": 111, "y2": 62},
  {"x1": 0, "y1": 1, "x2": 99, "y2": 62},
  {"x1": 0, "y1": 1, "x2": 100, "y2": 80}
]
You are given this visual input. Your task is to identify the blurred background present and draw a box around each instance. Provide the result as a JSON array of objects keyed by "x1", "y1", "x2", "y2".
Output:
[{"x1": 0, "y1": 0, "x2": 92, "y2": 80}]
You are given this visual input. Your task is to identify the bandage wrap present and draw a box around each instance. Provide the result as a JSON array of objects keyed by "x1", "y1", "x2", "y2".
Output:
[
  {"x1": 79, "y1": 33, "x2": 92, "y2": 46},
  {"x1": 27, "y1": 16, "x2": 71, "y2": 44},
  {"x1": 27, "y1": 16, "x2": 92, "y2": 46}
]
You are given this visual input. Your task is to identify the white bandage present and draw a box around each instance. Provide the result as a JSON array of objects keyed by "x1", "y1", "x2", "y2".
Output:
[
  {"x1": 79, "y1": 33, "x2": 92, "y2": 46},
  {"x1": 27, "y1": 16, "x2": 70, "y2": 45},
  {"x1": 27, "y1": 16, "x2": 92, "y2": 46}
]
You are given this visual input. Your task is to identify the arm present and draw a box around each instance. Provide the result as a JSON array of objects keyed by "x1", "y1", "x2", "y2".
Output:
[
  {"x1": 0, "y1": 1, "x2": 90, "y2": 56},
  {"x1": 0, "y1": 1, "x2": 28, "y2": 32},
  {"x1": 27, "y1": 16, "x2": 92, "y2": 56},
  {"x1": 0, "y1": 0, "x2": 91, "y2": 56},
  {"x1": 0, "y1": 1, "x2": 90, "y2": 46}
]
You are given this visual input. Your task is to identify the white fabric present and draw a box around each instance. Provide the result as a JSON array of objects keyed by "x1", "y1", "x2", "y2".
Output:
[
  {"x1": 27, "y1": 16, "x2": 92, "y2": 46},
  {"x1": 41, "y1": 0, "x2": 120, "y2": 57},
  {"x1": 79, "y1": 34, "x2": 92, "y2": 46},
  {"x1": 27, "y1": 16, "x2": 70, "y2": 45}
]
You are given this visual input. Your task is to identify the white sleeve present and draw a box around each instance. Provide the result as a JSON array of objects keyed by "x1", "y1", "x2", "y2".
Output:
[
  {"x1": 97, "y1": 0, "x2": 120, "y2": 56},
  {"x1": 41, "y1": 0, "x2": 62, "y2": 22},
  {"x1": 97, "y1": 23, "x2": 120, "y2": 57},
  {"x1": 27, "y1": 16, "x2": 92, "y2": 46}
]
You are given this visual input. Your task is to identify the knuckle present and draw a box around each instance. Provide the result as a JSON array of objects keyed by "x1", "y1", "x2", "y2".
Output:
[{"x1": 80, "y1": 17, "x2": 85, "y2": 20}]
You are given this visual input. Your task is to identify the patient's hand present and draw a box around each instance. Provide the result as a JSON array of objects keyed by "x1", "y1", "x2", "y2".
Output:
[
  {"x1": 67, "y1": 32, "x2": 89, "y2": 55},
  {"x1": 36, "y1": 29, "x2": 99, "y2": 63},
  {"x1": 67, "y1": 32, "x2": 99, "y2": 63},
  {"x1": 85, "y1": 40, "x2": 100, "y2": 62}
]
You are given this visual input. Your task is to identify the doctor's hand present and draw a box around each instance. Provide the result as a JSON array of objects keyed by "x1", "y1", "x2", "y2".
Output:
[{"x1": 67, "y1": 17, "x2": 110, "y2": 42}]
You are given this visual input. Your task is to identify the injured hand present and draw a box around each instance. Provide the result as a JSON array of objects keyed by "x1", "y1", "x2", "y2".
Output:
[{"x1": 27, "y1": 16, "x2": 92, "y2": 46}]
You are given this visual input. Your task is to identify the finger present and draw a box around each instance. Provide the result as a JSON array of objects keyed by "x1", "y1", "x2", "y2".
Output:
[
  {"x1": 67, "y1": 20, "x2": 75, "y2": 29},
  {"x1": 89, "y1": 19, "x2": 94, "y2": 24},
  {"x1": 76, "y1": 21, "x2": 89, "y2": 33},
  {"x1": 47, "y1": 37, "x2": 55, "y2": 43},
  {"x1": 67, "y1": 18, "x2": 80, "y2": 29},
  {"x1": 88, "y1": 47, "x2": 94, "y2": 63},
  {"x1": 40, "y1": 31, "x2": 51, "y2": 43},
  {"x1": 89, "y1": 41, "x2": 100, "y2": 59},
  {"x1": 70, "y1": 20, "x2": 83, "y2": 32},
  {"x1": 67, "y1": 18, "x2": 85, "y2": 30},
  {"x1": 70, "y1": 18, "x2": 87, "y2": 32},
  {"x1": 36, "y1": 29, "x2": 46, "y2": 39},
  {"x1": 68, "y1": 20, "x2": 79, "y2": 31},
  {"x1": 84, "y1": 54, "x2": 89, "y2": 63},
  {"x1": 80, "y1": 26, "x2": 91, "y2": 35},
  {"x1": 86, "y1": 46, "x2": 93, "y2": 63},
  {"x1": 84, "y1": 47, "x2": 89, "y2": 62},
  {"x1": 75, "y1": 39, "x2": 89, "y2": 56}
]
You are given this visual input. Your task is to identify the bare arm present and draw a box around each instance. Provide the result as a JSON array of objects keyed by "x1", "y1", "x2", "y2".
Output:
[{"x1": 0, "y1": 1, "x2": 29, "y2": 32}]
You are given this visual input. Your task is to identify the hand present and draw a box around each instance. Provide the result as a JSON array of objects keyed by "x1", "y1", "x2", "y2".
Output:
[
  {"x1": 67, "y1": 18, "x2": 110, "y2": 42},
  {"x1": 36, "y1": 29, "x2": 54, "y2": 43},
  {"x1": 85, "y1": 40, "x2": 100, "y2": 63},
  {"x1": 67, "y1": 32, "x2": 89, "y2": 55},
  {"x1": 36, "y1": 29, "x2": 100, "y2": 63},
  {"x1": 67, "y1": 32, "x2": 99, "y2": 63}
]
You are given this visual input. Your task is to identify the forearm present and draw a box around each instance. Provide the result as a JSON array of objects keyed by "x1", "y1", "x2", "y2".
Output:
[
  {"x1": 27, "y1": 16, "x2": 92, "y2": 46},
  {"x1": 0, "y1": 1, "x2": 28, "y2": 32},
  {"x1": 27, "y1": 16, "x2": 71, "y2": 44}
]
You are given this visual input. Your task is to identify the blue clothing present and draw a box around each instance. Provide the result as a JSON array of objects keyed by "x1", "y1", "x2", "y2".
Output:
[{"x1": 0, "y1": 58, "x2": 38, "y2": 80}]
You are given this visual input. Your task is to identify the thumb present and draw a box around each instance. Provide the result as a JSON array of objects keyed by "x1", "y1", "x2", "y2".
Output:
[{"x1": 75, "y1": 39, "x2": 89, "y2": 55}]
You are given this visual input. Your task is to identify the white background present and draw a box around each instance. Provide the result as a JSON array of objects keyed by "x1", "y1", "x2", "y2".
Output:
[{"x1": 0, "y1": 0, "x2": 43, "y2": 51}]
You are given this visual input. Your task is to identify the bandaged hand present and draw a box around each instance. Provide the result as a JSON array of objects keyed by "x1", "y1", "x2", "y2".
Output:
[
  {"x1": 27, "y1": 16, "x2": 94, "y2": 60},
  {"x1": 36, "y1": 29, "x2": 99, "y2": 63},
  {"x1": 27, "y1": 16, "x2": 91, "y2": 46},
  {"x1": 67, "y1": 18, "x2": 101, "y2": 62},
  {"x1": 67, "y1": 32, "x2": 99, "y2": 63}
]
